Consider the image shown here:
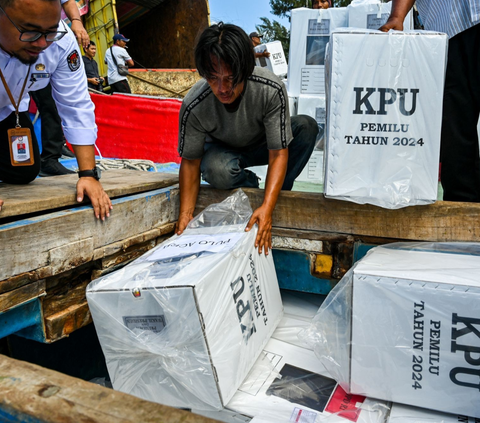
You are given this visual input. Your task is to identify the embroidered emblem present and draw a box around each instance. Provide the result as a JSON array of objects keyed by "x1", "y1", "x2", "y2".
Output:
[
  {"x1": 67, "y1": 50, "x2": 80, "y2": 71},
  {"x1": 35, "y1": 63, "x2": 46, "y2": 71}
]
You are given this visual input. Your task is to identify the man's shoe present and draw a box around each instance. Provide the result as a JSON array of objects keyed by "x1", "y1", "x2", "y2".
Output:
[
  {"x1": 39, "y1": 161, "x2": 75, "y2": 177},
  {"x1": 61, "y1": 144, "x2": 75, "y2": 159}
]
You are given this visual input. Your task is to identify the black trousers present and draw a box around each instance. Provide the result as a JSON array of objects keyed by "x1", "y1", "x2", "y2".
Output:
[
  {"x1": 0, "y1": 111, "x2": 41, "y2": 184},
  {"x1": 29, "y1": 83, "x2": 64, "y2": 164},
  {"x1": 110, "y1": 79, "x2": 131, "y2": 94},
  {"x1": 440, "y1": 23, "x2": 480, "y2": 202}
]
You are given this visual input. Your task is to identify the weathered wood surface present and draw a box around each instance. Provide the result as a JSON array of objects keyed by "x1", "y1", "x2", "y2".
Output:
[
  {"x1": 196, "y1": 187, "x2": 480, "y2": 242},
  {"x1": 0, "y1": 170, "x2": 178, "y2": 218},
  {"x1": 0, "y1": 187, "x2": 179, "y2": 282},
  {"x1": 0, "y1": 355, "x2": 220, "y2": 423},
  {"x1": 0, "y1": 280, "x2": 45, "y2": 313}
]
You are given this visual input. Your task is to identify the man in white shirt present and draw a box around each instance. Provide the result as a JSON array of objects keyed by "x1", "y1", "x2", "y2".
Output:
[
  {"x1": 0, "y1": 0, "x2": 112, "y2": 219},
  {"x1": 104, "y1": 33, "x2": 133, "y2": 94}
]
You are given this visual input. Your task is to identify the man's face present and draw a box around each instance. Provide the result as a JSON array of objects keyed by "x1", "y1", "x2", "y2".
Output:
[
  {"x1": 0, "y1": 0, "x2": 61, "y2": 65},
  {"x1": 251, "y1": 36, "x2": 261, "y2": 47},
  {"x1": 116, "y1": 39, "x2": 127, "y2": 48},
  {"x1": 313, "y1": 0, "x2": 330, "y2": 9},
  {"x1": 86, "y1": 44, "x2": 96, "y2": 59},
  {"x1": 206, "y1": 57, "x2": 244, "y2": 105}
]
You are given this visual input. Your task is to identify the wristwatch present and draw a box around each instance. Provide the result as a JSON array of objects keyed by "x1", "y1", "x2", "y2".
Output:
[{"x1": 78, "y1": 167, "x2": 101, "y2": 180}]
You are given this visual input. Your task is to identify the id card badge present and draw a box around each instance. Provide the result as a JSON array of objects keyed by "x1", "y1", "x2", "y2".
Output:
[{"x1": 8, "y1": 127, "x2": 35, "y2": 166}]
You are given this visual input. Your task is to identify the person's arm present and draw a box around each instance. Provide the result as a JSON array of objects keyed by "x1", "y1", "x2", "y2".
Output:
[
  {"x1": 246, "y1": 148, "x2": 288, "y2": 255},
  {"x1": 73, "y1": 145, "x2": 112, "y2": 220},
  {"x1": 379, "y1": 0, "x2": 415, "y2": 31},
  {"x1": 255, "y1": 51, "x2": 270, "y2": 59},
  {"x1": 176, "y1": 158, "x2": 202, "y2": 235},
  {"x1": 62, "y1": 0, "x2": 89, "y2": 49}
]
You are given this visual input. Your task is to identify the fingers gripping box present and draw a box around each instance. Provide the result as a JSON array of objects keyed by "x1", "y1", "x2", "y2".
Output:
[
  {"x1": 308, "y1": 243, "x2": 480, "y2": 418},
  {"x1": 347, "y1": 1, "x2": 413, "y2": 31},
  {"x1": 324, "y1": 30, "x2": 448, "y2": 209},
  {"x1": 254, "y1": 41, "x2": 288, "y2": 78},
  {"x1": 288, "y1": 7, "x2": 348, "y2": 97},
  {"x1": 86, "y1": 190, "x2": 283, "y2": 411}
]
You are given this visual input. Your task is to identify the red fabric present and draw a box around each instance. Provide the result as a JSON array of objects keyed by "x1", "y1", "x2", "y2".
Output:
[{"x1": 90, "y1": 93, "x2": 182, "y2": 163}]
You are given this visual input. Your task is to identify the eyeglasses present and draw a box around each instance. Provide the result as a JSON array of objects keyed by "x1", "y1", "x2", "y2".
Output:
[{"x1": 0, "y1": 5, "x2": 68, "y2": 42}]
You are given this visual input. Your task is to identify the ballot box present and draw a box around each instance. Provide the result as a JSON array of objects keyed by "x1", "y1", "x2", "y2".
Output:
[
  {"x1": 347, "y1": 0, "x2": 413, "y2": 31},
  {"x1": 306, "y1": 243, "x2": 480, "y2": 418},
  {"x1": 288, "y1": 7, "x2": 348, "y2": 97},
  {"x1": 323, "y1": 29, "x2": 448, "y2": 208},
  {"x1": 388, "y1": 404, "x2": 479, "y2": 423},
  {"x1": 288, "y1": 96, "x2": 298, "y2": 117},
  {"x1": 87, "y1": 190, "x2": 283, "y2": 411},
  {"x1": 254, "y1": 41, "x2": 288, "y2": 78}
]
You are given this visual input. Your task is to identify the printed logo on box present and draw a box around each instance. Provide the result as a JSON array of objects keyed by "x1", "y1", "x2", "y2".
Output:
[{"x1": 325, "y1": 385, "x2": 366, "y2": 423}]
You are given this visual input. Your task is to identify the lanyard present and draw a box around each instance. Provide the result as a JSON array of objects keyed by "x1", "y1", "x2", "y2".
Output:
[{"x1": 0, "y1": 64, "x2": 32, "y2": 128}]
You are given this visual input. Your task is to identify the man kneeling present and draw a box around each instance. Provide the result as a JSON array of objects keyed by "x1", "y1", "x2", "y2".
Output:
[{"x1": 176, "y1": 23, "x2": 318, "y2": 254}]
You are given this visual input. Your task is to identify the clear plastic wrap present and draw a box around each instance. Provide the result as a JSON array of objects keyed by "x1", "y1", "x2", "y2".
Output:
[
  {"x1": 302, "y1": 243, "x2": 480, "y2": 418},
  {"x1": 387, "y1": 403, "x2": 479, "y2": 423},
  {"x1": 87, "y1": 189, "x2": 283, "y2": 411},
  {"x1": 323, "y1": 29, "x2": 448, "y2": 208}
]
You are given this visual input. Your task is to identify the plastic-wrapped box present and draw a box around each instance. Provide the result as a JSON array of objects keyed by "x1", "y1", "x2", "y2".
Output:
[
  {"x1": 347, "y1": 0, "x2": 413, "y2": 31},
  {"x1": 304, "y1": 243, "x2": 480, "y2": 418},
  {"x1": 323, "y1": 29, "x2": 447, "y2": 208},
  {"x1": 254, "y1": 41, "x2": 288, "y2": 78},
  {"x1": 87, "y1": 190, "x2": 283, "y2": 411},
  {"x1": 288, "y1": 7, "x2": 348, "y2": 97},
  {"x1": 388, "y1": 404, "x2": 478, "y2": 423}
]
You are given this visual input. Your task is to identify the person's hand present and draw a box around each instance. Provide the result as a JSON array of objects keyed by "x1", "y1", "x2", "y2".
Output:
[
  {"x1": 0, "y1": 198, "x2": 4, "y2": 212},
  {"x1": 245, "y1": 204, "x2": 273, "y2": 255},
  {"x1": 263, "y1": 51, "x2": 271, "y2": 58},
  {"x1": 76, "y1": 178, "x2": 112, "y2": 220},
  {"x1": 71, "y1": 20, "x2": 90, "y2": 49},
  {"x1": 175, "y1": 211, "x2": 193, "y2": 235},
  {"x1": 379, "y1": 16, "x2": 404, "y2": 32}
]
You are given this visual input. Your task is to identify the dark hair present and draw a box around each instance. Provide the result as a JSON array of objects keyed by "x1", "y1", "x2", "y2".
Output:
[
  {"x1": 195, "y1": 22, "x2": 255, "y2": 87},
  {"x1": 87, "y1": 40, "x2": 96, "y2": 48}
]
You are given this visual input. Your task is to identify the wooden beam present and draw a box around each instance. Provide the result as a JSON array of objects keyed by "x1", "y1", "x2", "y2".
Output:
[
  {"x1": 45, "y1": 301, "x2": 92, "y2": 342},
  {"x1": 0, "y1": 170, "x2": 178, "y2": 218},
  {"x1": 0, "y1": 355, "x2": 221, "y2": 423},
  {"x1": 0, "y1": 187, "x2": 179, "y2": 282},
  {"x1": 196, "y1": 187, "x2": 480, "y2": 242},
  {"x1": 0, "y1": 280, "x2": 45, "y2": 313}
]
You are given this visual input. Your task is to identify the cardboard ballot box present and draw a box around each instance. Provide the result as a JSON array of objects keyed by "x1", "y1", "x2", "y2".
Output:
[
  {"x1": 347, "y1": 0, "x2": 413, "y2": 31},
  {"x1": 87, "y1": 191, "x2": 283, "y2": 411},
  {"x1": 307, "y1": 243, "x2": 480, "y2": 418},
  {"x1": 388, "y1": 404, "x2": 479, "y2": 423},
  {"x1": 226, "y1": 338, "x2": 389, "y2": 423},
  {"x1": 288, "y1": 7, "x2": 348, "y2": 97},
  {"x1": 324, "y1": 29, "x2": 447, "y2": 208},
  {"x1": 254, "y1": 41, "x2": 288, "y2": 78}
]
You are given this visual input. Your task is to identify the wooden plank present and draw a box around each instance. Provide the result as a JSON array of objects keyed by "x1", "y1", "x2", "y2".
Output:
[
  {"x1": 45, "y1": 301, "x2": 92, "y2": 342},
  {"x1": 0, "y1": 187, "x2": 179, "y2": 281},
  {"x1": 0, "y1": 169, "x2": 178, "y2": 218},
  {"x1": 0, "y1": 280, "x2": 46, "y2": 313},
  {"x1": 196, "y1": 187, "x2": 480, "y2": 242},
  {"x1": 48, "y1": 237, "x2": 94, "y2": 275},
  {"x1": 0, "y1": 355, "x2": 221, "y2": 423}
]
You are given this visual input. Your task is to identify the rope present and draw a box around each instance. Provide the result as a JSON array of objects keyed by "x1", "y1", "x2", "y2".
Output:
[{"x1": 95, "y1": 158, "x2": 157, "y2": 172}]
